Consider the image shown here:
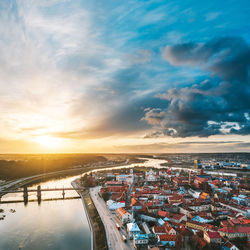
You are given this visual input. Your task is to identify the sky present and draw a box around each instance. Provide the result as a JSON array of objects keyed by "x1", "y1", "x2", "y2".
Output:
[{"x1": 0, "y1": 0, "x2": 250, "y2": 153}]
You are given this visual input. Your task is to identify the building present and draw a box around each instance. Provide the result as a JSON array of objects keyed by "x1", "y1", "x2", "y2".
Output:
[
  {"x1": 107, "y1": 200, "x2": 125, "y2": 210},
  {"x1": 163, "y1": 221, "x2": 176, "y2": 235},
  {"x1": 116, "y1": 174, "x2": 133, "y2": 184},
  {"x1": 127, "y1": 222, "x2": 140, "y2": 239},
  {"x1": 157, "y1": 234, "x2": 177, "y2": 247},
  {"x1": 145, "y1": 169, "x2": 156, "y2": 181},
  {"x1": 152, "y1": 226, "x2": 166, "y2": 235},
  {"x1": 199, "y1": 192, "x2": 210, "y2": 201},
  {"x1": 131, "y1": 198, "x2": 143, "y2": 210},
  {"x1": 221, "y1": 241, "x2": 239, "y2": 250},
  {"x1": 142, "y1": 222, "x2": 152, "y2": 236},
  {"x1": 166, "y1": 213, "x2": 187, "y2": 223},
  {"x1": 133, "y1": 234, "x2": 148, "y2": 248},
  {"x1": 186, "y1": 221, "x2": 208, "y2": 232},
  {"x1": 116, "y1": 207, "x2": 133, "y2": 224},
  {"x1": 218, "y1": 226, "x2": 250, "y2": 239},
  {"x1": 194, "y1": 159, "x2": 202, "y2": 169},
  {"x1": 204, "y1": 231, "x2": 221, "y2": 244}
]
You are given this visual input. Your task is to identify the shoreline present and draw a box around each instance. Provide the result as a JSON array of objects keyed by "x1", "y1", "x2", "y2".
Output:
[
  {"x1": 72, "y1": 180, "x2": 94, "y2": 250},
  {"x1": 72, "y1": 179, "x2": 108, "y2": 250},
  {"x1": 0, "y1": 159, "x2": 139, "y2": 193}
]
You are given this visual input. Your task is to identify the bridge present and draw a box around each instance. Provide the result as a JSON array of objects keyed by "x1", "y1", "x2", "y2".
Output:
[
  {"x1": 0, "y1": 187, "x2": 84, "y2": 194},
  {"x1": 0, "y1": 185, "x2": 84, "y2": 205}
]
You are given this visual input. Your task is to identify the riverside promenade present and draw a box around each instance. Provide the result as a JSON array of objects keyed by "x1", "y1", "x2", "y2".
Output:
[
  {"x1": 89, "y1": 186, "x2": 133, "y2": 250},
  {"x1": 72, "y1": 180, "x2": 108, "y2": 250}
]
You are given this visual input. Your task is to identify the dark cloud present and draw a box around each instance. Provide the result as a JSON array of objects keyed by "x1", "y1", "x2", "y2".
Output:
[
  {"x1": 163, "y1": 36, "x2": 250, "y2": 82},
  {"x1": 114, "y1": 142, "x2": 186, "y2": 151},
  {"x1": 178, "y1": 141, "x2": 243, "y2": 145},
  {"x1": 236, "y1": 142, "x2": 250, "y2": 148},
  {"x1": 143, "y1": 36, "x2": 250, "y2": 138},
  {"x1": 114, "y1": 141, "x2": 250, "y2": 153}
]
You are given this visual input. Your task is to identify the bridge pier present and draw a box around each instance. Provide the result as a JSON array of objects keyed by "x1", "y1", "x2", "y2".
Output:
[
  {"x1": 23, "y1": 187, "x2": 28, "y2": 205},
  {"x1": 37, "y1": 185, "x2": 41, "y2": 204},
  {"x1": 62, "y1": 188, "x2": 65, "y2": 199}
]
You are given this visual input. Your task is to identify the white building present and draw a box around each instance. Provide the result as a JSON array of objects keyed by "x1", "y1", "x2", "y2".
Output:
[
  {"x1": 116, "y1": 174, "x2": 133, "y2": 184},
  {"x1": 127, "y1": 222, "x2": 140, "y2": 239},
  {"x1": 107, "y1": 200, "x2": 125, "y2": 210},
  {"x1": 133, "y1": 234, "x2": 148, "y2": 247},
  {"x1": 145, "y1": 169, "x2": 156, "y2": 181}
]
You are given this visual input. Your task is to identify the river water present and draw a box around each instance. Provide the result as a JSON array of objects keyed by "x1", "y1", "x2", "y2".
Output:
[{"x1": 0, "y1": 158, "x2": 167, "y2": 250}]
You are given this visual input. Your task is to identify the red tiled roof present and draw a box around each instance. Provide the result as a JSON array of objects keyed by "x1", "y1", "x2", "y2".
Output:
[
  {"x1": 106, "y1": 181, "x2": 124, "y2": 185},
  {"x1": 236, "y1": 226, "x2": 250, "y2": 234},
  {"x1": 153, "y1": 226, "x2": 165, "y2": 234},
  {"x1": 158, "y1": 234, "x2": 177, "y2": 241},
  {"x1": 164, "y1": 222, "x2": 175, "y2": 233},
  {"x1": 170, "y1": 213, "x2": 185, "y2": 221},
  {"x1": 116, "y1": 207, "x2": 129, "y2": 217},
  {"x1": 205, "y1": 231, "x2": 221, "y2": 239},
  {"x1": 158, "y1": 210, "x2": 168, "y2": 217},
  {"x1": 220, "y1": 220, "x2": 231, "y2": 227},
  {"x1": 219, "y1": 227, "x2": 236, "y2": 233},
  {"x1": 111, "y1": 192, "x2": 124, "y2": 201}
]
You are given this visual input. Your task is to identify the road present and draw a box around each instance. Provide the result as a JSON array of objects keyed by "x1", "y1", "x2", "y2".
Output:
[
  {"x1": 89, "y1": 186, "x2": 133, "y2": 250},
  {"x1": 0, "y1": 160, "x2": 132, "y2": 193},
  {"x1": 0, "y1": 168, "x2": 85, "y2": 192},
  {"x1": 126, "y1": 182, "x2": 133, "y2": 207}
]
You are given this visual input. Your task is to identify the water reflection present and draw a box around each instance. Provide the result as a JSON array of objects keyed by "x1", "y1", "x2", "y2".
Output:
[
  {"x1": 0, "y1": 175, "x2": 91, "y2": 250},
  {"x1": 0, "y1": 199, "x2": 91, "y2": 250}
]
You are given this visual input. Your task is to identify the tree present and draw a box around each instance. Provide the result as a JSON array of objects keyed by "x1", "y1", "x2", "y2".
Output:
[{"x1": 102, "y1": 192, "x2": 110, "y2": 202}]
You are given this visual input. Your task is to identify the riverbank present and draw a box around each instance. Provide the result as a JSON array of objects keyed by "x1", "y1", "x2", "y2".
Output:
[
  {"x1": 0, "y1": 159, "x2": 138, "y2": 193},
  {"x1": 72, "y1": 180, "x2": 108, "y2": 250}
]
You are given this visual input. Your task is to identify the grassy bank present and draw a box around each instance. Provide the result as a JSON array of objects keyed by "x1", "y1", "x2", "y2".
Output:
[{"x1": 83, "y1": 190, "x2": 108, "y2": 250}]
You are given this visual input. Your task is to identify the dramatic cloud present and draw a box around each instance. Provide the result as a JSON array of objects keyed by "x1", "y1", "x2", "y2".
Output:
[
  {"x1": 0, "y1": 0, "x2": 250, "y2": 153},
  {"x1": 115, "y1": 141, "x2": 250, "y2": 153},
  {"x1": 143, "y1": 36, "x2": 250, "y2": 138}
]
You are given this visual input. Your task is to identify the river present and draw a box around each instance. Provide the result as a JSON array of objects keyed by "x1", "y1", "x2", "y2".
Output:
[{"x1": 0, "y1": 158, "x2": 167, "y2": 250}]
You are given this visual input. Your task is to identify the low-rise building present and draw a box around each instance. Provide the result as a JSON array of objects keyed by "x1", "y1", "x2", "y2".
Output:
[
  {"x1": 116, "y1": 207, "x2": 133, "y2": 224},
  {"x1": 163, "y1": 221, "x2": 176, "y2": 235},
  {"x1": 107, "y1": 200, "x2": 125, "y2": 210},
  {"x1": 127, "y1": 222, "x2": 140, "y2": 239},
  {"x1": 133, "y1": 234, "x2": 148, "y2": 248},
  {"x1": 204, "y1": 231, "x2": 221, "y2": 244},
  {"x1": 218, "y1": 226, "x2": 250, "y2": 239},
  {"x1": 157, "y1": 234, "x2": 177, "y2": 247},
  {"x1": 221, "y1": 241, "x2": 239, "y2": 250}
]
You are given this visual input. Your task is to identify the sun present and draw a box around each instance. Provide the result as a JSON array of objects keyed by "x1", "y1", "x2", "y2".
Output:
[{"x1": 35, "y1": 135, "x2": 61, "y2": 148}]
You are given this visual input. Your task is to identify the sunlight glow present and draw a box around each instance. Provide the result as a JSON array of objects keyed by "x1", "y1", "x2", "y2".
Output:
[{"x1": 35, "y1": 136, "x2": 61, "y2": 148}]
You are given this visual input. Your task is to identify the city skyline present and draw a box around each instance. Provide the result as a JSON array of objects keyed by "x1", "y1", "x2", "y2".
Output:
[{"x1": 0, "y1": 0, "x2": 250, "y2": 153}]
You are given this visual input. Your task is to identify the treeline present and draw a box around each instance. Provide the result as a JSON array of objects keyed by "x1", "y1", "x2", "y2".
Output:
[{"x1": 0, "y1": 154, "x2": 107, "y2": 180}]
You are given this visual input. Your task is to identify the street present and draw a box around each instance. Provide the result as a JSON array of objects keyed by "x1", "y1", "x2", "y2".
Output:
[{"x1": 89, "y1": 186, "x2": 134, "y2": 250}]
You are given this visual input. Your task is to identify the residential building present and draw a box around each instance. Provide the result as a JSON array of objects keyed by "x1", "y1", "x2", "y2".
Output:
[
  {"x1": 133, "y1": 234, "x2": 148, "y2": 248},
  {"x1": 127, "y1": 222, "x2": 140, "y2": 239},
  {"x1": 116, "y1": 207, "x2": 133, "y2": 224},
  {"x1": 204, "y1": 231, "x2": 222, "y2": 244}
]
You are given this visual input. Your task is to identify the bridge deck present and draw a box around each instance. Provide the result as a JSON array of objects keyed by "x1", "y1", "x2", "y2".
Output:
[{"x1": 0, "y1": 188, "x2": 84, "y2": 193}]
